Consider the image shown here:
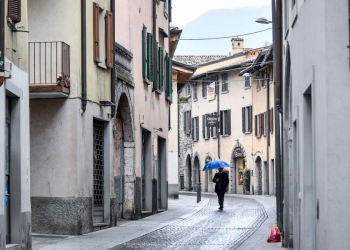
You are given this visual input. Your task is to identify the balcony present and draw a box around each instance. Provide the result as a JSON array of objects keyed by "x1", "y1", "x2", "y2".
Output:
[{"x1": 29, "y1": 42, "x2": 70, "y2": 99}]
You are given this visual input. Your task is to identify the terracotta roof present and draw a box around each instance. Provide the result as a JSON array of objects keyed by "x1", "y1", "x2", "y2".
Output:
[{"x1": 173, "y1": 55, "x2": 228, "y2": 66}]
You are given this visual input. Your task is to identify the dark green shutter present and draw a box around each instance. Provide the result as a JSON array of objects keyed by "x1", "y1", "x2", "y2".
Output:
[
  {"x1": 165, "y1": 53, "x2": 169, "y2": 96},
  {"x1": 196, "y1": 117, "x2": 199, "y2": 141},
  {"x1": 168, "y1": 57, "x2": 173, "y2": 101},
  {"x1": 147, "y1": 33, "x2": 154, "y2": 82},
  {"x1": 156, "y1": 44, "x2": 160, "y2": 89},
  {"x1": 159, "y1": 47, "x2": 164, "y2": 91},
  {"x1": 142, "y1": 27, "x2": 147, "y2": 78},
  {"x1": 202, "y1": 115, "x2": 205, "y2": 138},
  {"x1": 227, "y1": 109, "x2": 231, "y2": 135}
]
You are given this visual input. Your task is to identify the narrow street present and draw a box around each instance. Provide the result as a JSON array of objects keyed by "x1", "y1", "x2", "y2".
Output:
[{"x1": 112, "y1": 194, "x2": 267, "y2": 250}]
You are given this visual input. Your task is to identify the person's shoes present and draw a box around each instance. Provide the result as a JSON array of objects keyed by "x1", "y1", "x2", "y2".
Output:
[{"x1": 219, "y1": 206, "x2": 223, "y2": 210}]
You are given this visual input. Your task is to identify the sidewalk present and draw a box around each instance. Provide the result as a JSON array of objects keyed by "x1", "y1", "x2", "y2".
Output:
[{"x1": 32, "y1": 193, "x2": 282, "y2": 250}]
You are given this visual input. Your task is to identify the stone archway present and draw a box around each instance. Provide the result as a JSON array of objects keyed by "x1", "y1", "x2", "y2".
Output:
[
  {"x1": 185, "y1": 154, "x2": 192, "y2": 191},
  {"x1": 253, "y1": 153, "x2": 264, "y2": 195},
  {"x1": 230, "y1": 142, "x2": 247, "y2": 194},
  {"x1": 114, "y1": 85, "x2": 135, "y2": 220},
  {"x1": 204, "y1": 155, "x2": 212, "y2": 192},
  {"x1": 192, "y1": 152, "x2": 201, "y2": 192}
]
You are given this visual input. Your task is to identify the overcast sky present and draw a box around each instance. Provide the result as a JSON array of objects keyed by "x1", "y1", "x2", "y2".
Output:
[{"x1": 171, "y1": 0, "x2": 271, "y2": 27}]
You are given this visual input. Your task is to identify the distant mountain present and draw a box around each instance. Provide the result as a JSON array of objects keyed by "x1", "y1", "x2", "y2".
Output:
[{"x1": 175, "y1": 5, "x2": 272, "y2": 56}]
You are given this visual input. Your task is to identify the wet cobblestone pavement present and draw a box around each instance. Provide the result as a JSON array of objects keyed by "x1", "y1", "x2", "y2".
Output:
[{"x1": 110, "y1": 194, "x2": 267, "y2": 250}]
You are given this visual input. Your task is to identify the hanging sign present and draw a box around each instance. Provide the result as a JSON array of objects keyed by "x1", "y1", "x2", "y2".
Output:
[
  {"x1": 207, "y1": 82, "x2": 216, "y2": 101},
  {"x1": 206, "y1": 114, "x2": 218, "y2": 127},
  {"x1": 233, "y1": 147, "x2": 244, "y2": 158}
]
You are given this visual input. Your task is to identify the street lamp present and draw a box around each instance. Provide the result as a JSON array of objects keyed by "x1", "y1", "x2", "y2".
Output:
[{"x1": 255, "y1": 17, "x2": 272, "y2": 24}]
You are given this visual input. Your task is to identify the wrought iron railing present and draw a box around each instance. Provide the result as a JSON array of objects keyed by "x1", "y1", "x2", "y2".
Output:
[{"x1": 29, "y1": 41, "x2": 70, "y2": 88}]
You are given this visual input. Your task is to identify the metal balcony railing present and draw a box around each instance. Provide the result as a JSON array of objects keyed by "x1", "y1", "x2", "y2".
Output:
[{"x1": 29, "y1": 41, "x2": 70, "y2": 90}]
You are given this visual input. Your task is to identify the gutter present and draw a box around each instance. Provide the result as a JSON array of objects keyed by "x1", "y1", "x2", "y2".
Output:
[
  {"x1": 81, "y1": 0, "x2": 87, "y2": 113},
  {"x1": 0, "y1": 0, "x2": 5, "y2": 87},
  {"x1": 110, "y1": 0, "x2": 116, "y2": 117}
]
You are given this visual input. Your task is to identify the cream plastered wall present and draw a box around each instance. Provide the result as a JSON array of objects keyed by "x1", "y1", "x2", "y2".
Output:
[
  {"x1": 192, "y1": 69, "x2": 253, "y2": 192},
  {"x1": 5, "y1": 0, "x2": 28, "y2": 71},
  {"x1": 115, "y1": 0, "x2": 170, "y2": 177}
]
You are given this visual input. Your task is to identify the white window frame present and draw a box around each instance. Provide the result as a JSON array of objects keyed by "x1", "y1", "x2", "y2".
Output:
[{"x1": 243, "y1": 106, "x2": 252, "y2": 134}]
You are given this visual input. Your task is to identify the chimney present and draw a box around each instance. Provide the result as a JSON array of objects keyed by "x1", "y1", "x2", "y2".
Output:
[{"x1": 231, "y1": 38, "x2": 244, "y2": 55}]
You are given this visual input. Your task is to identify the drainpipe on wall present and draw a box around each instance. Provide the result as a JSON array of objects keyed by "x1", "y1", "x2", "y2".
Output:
[
  {"x1": 273, "y1": 0, "x2": 283, "y2": 233},
  {"x1": 152, "y1": 0, "x2": 157, "y2": 92},
  {"x1": 110, "y1": 0, "x2": 116, "y2": 118},
  {"x1": 0, "y1": 0, "x2": 5, "y2": 87},
  {"x1": 81, "y1": 0, "x2": 87, "y2": 113}
]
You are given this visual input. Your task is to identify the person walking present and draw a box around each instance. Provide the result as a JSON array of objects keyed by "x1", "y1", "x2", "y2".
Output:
[{"x1": 213, "y1": 168, "x2": 229, "y2": 210}]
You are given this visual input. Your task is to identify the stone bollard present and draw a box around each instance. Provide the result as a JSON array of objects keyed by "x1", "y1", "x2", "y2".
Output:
[{"x1": 196, "y1": 183, "x2": 201, "y2": 203}]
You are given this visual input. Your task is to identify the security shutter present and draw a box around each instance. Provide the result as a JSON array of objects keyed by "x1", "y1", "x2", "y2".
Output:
[
  {"x1": 93, "y1": 2, "x2": 100, "y2": 62},
  {"x1": 8, "y1": 0, "x2": 21, "y2": 23},
  {"x1": 105, "y1": 10, "x2": 113, "y2": 68}
]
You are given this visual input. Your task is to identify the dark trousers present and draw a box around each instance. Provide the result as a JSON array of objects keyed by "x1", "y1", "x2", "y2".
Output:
[{"x1": 216, "y1": 190, "x2": 226, "y2": 208}]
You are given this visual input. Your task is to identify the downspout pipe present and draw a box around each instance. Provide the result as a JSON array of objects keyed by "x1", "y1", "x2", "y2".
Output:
[
  {"x1": 81, "y1": 0, "x2": 87, "y2": 113},
  {"x1": 110, "y1": 0, "x2": 116, "y2": 118},
  {"x1": 273, "y1": 0, "x2": 283, "y2": 232},
  {"x1": 0, "y1": 0, "x2": 5, "y2": 87},
  {"x1": 152, "y1": 0, "x2": 157, "y2": 92}
]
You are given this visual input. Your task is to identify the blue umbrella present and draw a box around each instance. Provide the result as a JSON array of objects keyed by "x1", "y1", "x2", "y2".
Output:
[{"x1": 202, "y1": 160, "x2": 230, "y2": 171}]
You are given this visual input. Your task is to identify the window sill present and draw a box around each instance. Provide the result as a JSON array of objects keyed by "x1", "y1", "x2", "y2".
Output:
[
  {"x1": 97, "y1": 63, "x2": 107, "y2": 70},
  {"x1": 222, "y1": 134, "x2": 230, "y2": 137},
  {"x1": 221, "y1": 90, "x2": 229, "y2": 94},
  {"x1": 256, "y1": 87, "x2": 261, "y2": 92},
  {"x1": 244, "y1": 86, "x2": 251, "y2": 90},
  {"x1": 212, "y1": 136, "x2": 217, "y2": 139},
  {"x1": 244, "y1": 132, "x2": 252, "y2": 135},
  {"x1": 143, "y1": 78, "x2": 152, "y2": 85},
  {"x1": 193, "y1": 98, "x2": 197, "y2": 102},
  {"x1": 164, "y1": 11, "x2": 168, "y2": 19},
  {"x1": 156, "y1": 0, "x2": 160, "y2": 4},
  {"x1": 156, "y1": 89, "x2": 163, "y2": 95},
  {"x1": 262, "y1": 85, "x2": 267, "y2": 89},
  {"x1": 204, "y1": 137, "x2": 209, "y2": 140},
  {"x1": 256, "y1": 135, "x2": 262, "y2": 139}
]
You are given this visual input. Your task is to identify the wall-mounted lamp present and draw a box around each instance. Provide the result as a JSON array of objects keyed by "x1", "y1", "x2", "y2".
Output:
[
  {"x1": 242, "y1": 73, "x2": 252, "y2": 77},
  {"x1": 100, "y1": 101, "x2": 116, "y2": 107},
  {"x1": 153, "y1": 128, "x2": 163, "y2": 133},
  {"x1": 255, "y1": 17, "x2": 272, "y2": 24}
]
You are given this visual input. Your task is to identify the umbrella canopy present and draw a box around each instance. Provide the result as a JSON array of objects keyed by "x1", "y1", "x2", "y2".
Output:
[{"x1": 202, "y1": 160, "x2": 230, "y2": 171}]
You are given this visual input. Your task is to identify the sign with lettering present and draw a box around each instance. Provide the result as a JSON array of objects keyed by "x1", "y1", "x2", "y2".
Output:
[
  {"x1": 233, "y1": 147, "x2": 244, "y2": 158},
  {"x1": 206, "y1": 114, "x2": 218, "y2": 127}
]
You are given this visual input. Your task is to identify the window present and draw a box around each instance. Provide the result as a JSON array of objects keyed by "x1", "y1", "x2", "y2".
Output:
[
  {"x1": 245, "y1": 76, "x2": 251, "y2": 88},
  {"x1": 192, "y1": 116, "x2": 199, "y2": 141},
  {"x1": 193, "y1": 83, "x2": 197, "y2": 101},
  {"x1": 142, "y1": 27, "x2": 155, "y2": 82},
  {"x1": 222, "y1": 73, "x2": 228, "y2": 92},
  {"x1": 157, "y1": 46, "x2": 164, "y2": 92},
  {"x1": 211, "y1": 112, "x2": 218, "y2": 138},
  {"x1": 242, "y1": 106, "x2": 252, "y2": 133},
  {"x1": 183, "y1": 110, "x2": 191, "y2": 135},
  {"x1": 186, "y1": 84, "x2": 191, "y2": 96},
  {"x1": 220, "y1": 110, "x2": 231, "y2": 136},
  {"x1": 270, "y1": 108, "x2": 274, "y2": 133},
  {"x1": 202, "y1": 114, "x2": 210, "y2": 140},
  {"x1": 93, "y1": 3, "x2": 113, "y2": 68},
  {"x1": 163, "y1": 0, "x2": 168, "y2": 18},
  {"x1": 202, "y1": 81, "x2": 207, "y2": 98},
  {"x1": 165, "y1": 53, "x2": 172, "y2": 101},
  {"x1": 263, "y1": 111, "x2": 267, "y2": 136},
  {"x1": 8, "y1": 0, "x2": 21, "y2": 23},
  {"x1": 255, "y1": 113, "x2": 264, "y2": 138}
]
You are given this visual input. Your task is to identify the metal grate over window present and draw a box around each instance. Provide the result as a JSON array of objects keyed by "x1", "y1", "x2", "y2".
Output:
[{"x1": 93, "y1": 120, "x2": 104, "y2": 208}]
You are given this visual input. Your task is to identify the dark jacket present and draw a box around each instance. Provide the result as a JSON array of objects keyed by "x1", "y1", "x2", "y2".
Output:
[{"x1": 212, "y1": 171, "x2": 229, "y2": 193}]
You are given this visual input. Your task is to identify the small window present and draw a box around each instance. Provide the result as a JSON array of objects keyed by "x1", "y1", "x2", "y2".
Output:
[
  {"x1": 192, "y1": 116, "x2": 199, "y2": 142},
  {"x1": 211, "y1": 112, "x2": 218, "y2": 138},
  {"x1": 8, "y1": 0, "x2": 21, "y2": 23},
  {"x1": 222, "y1": 73, "x2": 228, "y2": 92},
  {"x1": 186, "y1": 84, "x2": 191, "y2": 96},
  {"x1": 202, "y1": 114, "x2": 210, "y2": 140},
  {"x1": 193, "y1": 83, "x2": 197, "y2": 101},
  {"x1": 245, "y1": 76, "x2": 251, "y2": 88},
  {"x1": 184, "y1": 110, "x2": 191, "y2": 135},
  {"x1": 220, "y1": 109, "x2": 231, "y2": 136},
  {"x1": 202, "y1": 81, "x2": 207, "y2": 98},
  {"x1": 242, "y1": 106, "x2": 252, "y2": 133}
]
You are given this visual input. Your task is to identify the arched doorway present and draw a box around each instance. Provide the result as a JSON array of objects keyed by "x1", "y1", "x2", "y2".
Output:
[
  {"x1": 230, "y1": 143, "x2": 247, "y2": 194},
  {"x1": 115, "y1": 91, "x2": 135, "y2": 219},
  {"x1": 186, "y1": 155, "x2": 192, "y2": 191},
  {"x1": 193, "y1": 154, "x2": 201, "y2": 192},
  {"x1": 204, "y1": 155, "x2": 212, "y2": 192},
  {"x1": 255, "y1": 156, "x2": 263, "y2": 195}
]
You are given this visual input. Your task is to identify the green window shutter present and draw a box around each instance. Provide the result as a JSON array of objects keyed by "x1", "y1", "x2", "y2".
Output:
[
  {"x1": 156, "y1": 44, "x2": 160, "y2": 90},
  {"x1": 142, "y1": 27, "x2": 147, "y2": 79},
  {"x1": 165, "y1": 53, "x2": 169, "y2": 96},
  {"x1": 159, "y1": 0, "x2": 166, "y2": 2},
  {"x1": 147, "y1": 33, "x2": 154, "y2": 82},
  {"x1": 159, "y1": 47, "x2": 164, "y2": 92}
]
